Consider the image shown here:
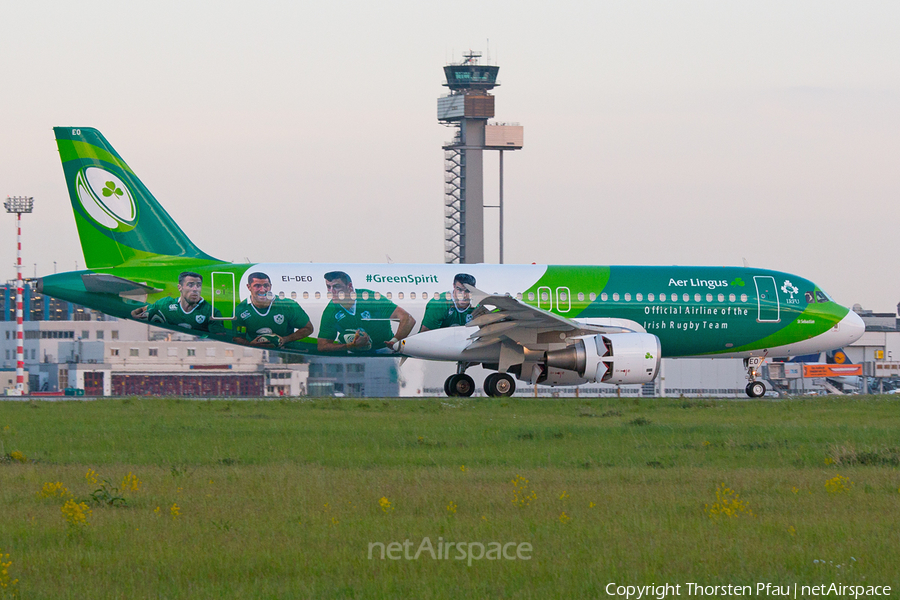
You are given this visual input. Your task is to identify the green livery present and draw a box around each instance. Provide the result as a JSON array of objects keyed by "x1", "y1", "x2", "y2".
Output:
[
  {"x1": 234, "y1": 298, "x2": 311, "y2": 349},
  {"x1": 35, "y1": 127, "x2": 866, "y2": 398},
  {"x1": 145, "y1": 296, "x2": 225, "y2": 336}
]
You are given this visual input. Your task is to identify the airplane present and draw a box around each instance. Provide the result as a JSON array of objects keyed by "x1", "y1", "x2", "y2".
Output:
[{"x1": 35, "y1": 127, "x2": 866, "y2": 398}]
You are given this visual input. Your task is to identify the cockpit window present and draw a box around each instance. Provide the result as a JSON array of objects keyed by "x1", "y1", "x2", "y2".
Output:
[
  {"x1": 815, "y1": 290, "x2": 831, "y2": 303},
  {"x1": 804, "y1": 291, "x2": 815, "y2": 303}
]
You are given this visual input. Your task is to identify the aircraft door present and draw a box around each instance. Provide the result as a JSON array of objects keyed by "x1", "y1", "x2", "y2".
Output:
[
  {"x1": 753, "y1": 276, "x2": 780, "y2": 323},
  {"x1": 211, "y1": 272, "x2": 235, "y2": 319},
  {"x1": 556, "y1": 287, "x2": 571, "y2": 313}
]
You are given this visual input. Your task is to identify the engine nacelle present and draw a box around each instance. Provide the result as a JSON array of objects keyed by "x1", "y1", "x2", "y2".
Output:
[{"x1": 545, "y1": 333, "x2": 661, "y2": 384}]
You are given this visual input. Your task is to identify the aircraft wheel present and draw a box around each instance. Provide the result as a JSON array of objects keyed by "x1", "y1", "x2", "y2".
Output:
[
  {"x1": 483, "y1": 373, "x2": 500, "y2": 397},
  {"x1": 493, "y1": 373, "x2": 516, "y2": 397},
  {"x1": 746, "y1": 381, "x2": 766, "y2": 398},
  {"x1": 444, "y1": 375, "x2": 455, "y2": 397},
  {"x1": 449, "y1": 374, "x2": 475, "y2": 397}
]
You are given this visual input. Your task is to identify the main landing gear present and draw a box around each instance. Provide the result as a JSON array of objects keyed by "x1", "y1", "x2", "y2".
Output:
[
  {"x1": 443, "y1": 364, "x2": 517, "y2": 398},
  {"x1": 444, "y1": 373, "x2": 475, "y2": 397},
  {"x1": 484, "y1": 372, "x2": 516, "y2": 398}
]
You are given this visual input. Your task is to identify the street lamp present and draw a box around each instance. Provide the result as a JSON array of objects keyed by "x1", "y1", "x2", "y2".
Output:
[{"x1": 4, "y1": 196, "x2": 34, "y2": 396}]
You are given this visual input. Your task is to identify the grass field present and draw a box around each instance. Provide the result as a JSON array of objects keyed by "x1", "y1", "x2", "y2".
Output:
[{"x1": 1, "y1": 396, "x2": 899, "y2": 599}]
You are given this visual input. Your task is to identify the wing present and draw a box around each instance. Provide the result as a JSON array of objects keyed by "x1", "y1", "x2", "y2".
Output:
[{"x1": 463, "y1": 286, "x2": 642, "y2": 352}]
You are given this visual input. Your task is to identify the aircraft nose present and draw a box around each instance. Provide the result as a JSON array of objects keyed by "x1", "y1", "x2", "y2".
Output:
[{"x1": 842, "y1": 309, "x2": 865, "y2": 344}]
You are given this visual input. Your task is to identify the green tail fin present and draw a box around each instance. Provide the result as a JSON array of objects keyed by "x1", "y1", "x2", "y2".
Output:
[{"x1": 54, "y1": 127, "x2": 219, "y2": 270}]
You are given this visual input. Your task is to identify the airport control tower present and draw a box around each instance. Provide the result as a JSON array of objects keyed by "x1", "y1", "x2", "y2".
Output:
[{"x1": 438, "y1": 52, "x2": 523, "y2": 264}]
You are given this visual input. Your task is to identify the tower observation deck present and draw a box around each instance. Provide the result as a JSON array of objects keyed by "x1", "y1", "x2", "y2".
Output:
[{"x1": 438, "y1": 52, "x2": 523, "y2": 264}]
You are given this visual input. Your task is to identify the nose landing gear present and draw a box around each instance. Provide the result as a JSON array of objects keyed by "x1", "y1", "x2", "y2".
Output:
[{"x1": 744, "y1": 355, "x2": 767, "y2": 398}]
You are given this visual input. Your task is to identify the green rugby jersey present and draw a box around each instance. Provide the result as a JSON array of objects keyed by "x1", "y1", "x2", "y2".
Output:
[
  {"x1": 145, "y1": 297, "x2": 225, "y2": 335},
  {"x1": 421, "y1": 296, "x2": 475, "y2": 330},
  {"x1": 233, "y1": 298, "x2": 311, "y2": 345},
  {"x1": 319, "y1": 289, "x2": 396, "y2": 350}
]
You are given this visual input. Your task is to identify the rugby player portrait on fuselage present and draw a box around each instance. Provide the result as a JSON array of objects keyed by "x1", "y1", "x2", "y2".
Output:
[
  {"x1": 232, "y1": 271, "x2": 314, "y2": 349},
  {"x1": 130, "y1": 271, "x2": 225, "y2": 336},
  {"x1": 317, "y1": 271, "x2": 415, "y2": 354},
  {"x1": 420, "y1": 273, "x2": 476, "y2": 333}
]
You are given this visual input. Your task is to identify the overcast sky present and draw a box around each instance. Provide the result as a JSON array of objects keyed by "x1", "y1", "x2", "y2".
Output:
[{"x1": 2, "y1": 1, "x2": 898, "y2": 310}]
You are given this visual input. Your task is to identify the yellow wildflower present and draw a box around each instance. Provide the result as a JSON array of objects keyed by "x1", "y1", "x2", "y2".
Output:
[
  {"x1": 559, "y1": 490, "x2": 569, "y2": 500},
  {"x1": 559, "y1": 511, "x2": 571, "y2": 523},
  {"x1": 511, "y1": 474, "x2": 537, "y2": 507},
  {"x1": 705, "y1": 483, "x2": 754, "y2": 520},
  {"x1": 38, "y1": 482, "x2": 71, "y2": 499},
  {"x1": 61, "y1": 499, "x2": 91, "y2": 527},
  {"x1": 170, "y1": 503, "x2": 181, "y2": 518},
  {"x1": 121, "y1": 472, "x2": 141, "y2": 492},
  {"x1": 378, "y1": 496, "x2": 394, "y2": 513},
  {"x1": 85, "y1": 469, "x2": 99, "y2": 484},
  {"x1": 825, "y1": 475, "x2": 853, "y2": 494},
  {"x1": 8, "y1": 451, "x2": 26, "y2": 463},
  {"x1": 446, "y1": 501, "x2": 457, "y2": 514},
  {"x1": 0, "y1": 550, "x2": 19, "y2": 592},
  {"x1": 460, "y1": 465, "x2": 467, "y2": 472}
]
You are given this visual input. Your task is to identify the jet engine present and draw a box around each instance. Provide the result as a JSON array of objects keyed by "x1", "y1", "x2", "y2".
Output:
[{"x1": 544, "y1": 333, "x2": 661, "y2": 384}]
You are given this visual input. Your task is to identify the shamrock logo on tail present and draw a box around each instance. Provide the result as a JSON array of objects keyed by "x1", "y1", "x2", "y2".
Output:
[
  {"x1": 730, "y1": 277, "x2": 745, "y2": 287},
  {"x1": 102, "y1": 181, "x2": 124, "y2": 198},
  {"x1": 645, "y1": 352, "x2": 654, "y2": 360}
]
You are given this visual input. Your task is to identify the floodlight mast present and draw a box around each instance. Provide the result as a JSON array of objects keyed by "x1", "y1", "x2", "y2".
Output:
[{"x1": 4, "y1": 196, "x2": 34, "y2": 396}]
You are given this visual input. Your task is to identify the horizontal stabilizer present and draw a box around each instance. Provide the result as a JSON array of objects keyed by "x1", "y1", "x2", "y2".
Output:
[{"x1": 81, "y1": 273, "x2": 162, "y2": 298}]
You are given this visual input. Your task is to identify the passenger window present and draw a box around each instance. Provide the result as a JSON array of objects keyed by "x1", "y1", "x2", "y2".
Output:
[
  {"x1": 315, "y1": 291, "x2": 321, "y2": 300},
  {"x1": 717, "y1": 293, "x2": 724, "y2": 302},
  {"x1": 694, "y1": 293, "x2": 701, "y2": 302},
  {"x1": 278, "y1": 291, "x2": 285, "y2": 299},
  {"x1": 648, "y1": 293, "x2": 655, "y2": 302},
  {"x1": 362, "y1": 291, "x2": 369, "y2": 300},
  {"x1": 374, "y1": 292, "x2": 381, "y2": 300},
  {"x1": 290, "y1": 291, "x2": 297, "y2": 300},
  {"x1": 528, "y1": 292, "x2": 535, "y2": 301},
  {"x1": 435, "y1": 292, "x2": 441, "y2": 300},
  {"x1": 729, "y1": 293, "x2": 735, "y2": 302},
  {"x1": 577, "y1": 292, "x2": 584, "y2": 301},
  {"x1": 589, "y1": 293, "x2": 596, "y2": 301},
  {"x1": 660, "y1": 293, "x2": 667, "y2": 302},
  {"x1": 398, "y1": 292, "x2": 404, "y2": 300},
  {"x1": 613, "y1": 293, "x2": 620, "y2": 301},
  {"x1": 683, "y1": 293, "x2": 690, "y2": 302},
  {"x1": 326, "y1": 292, "x2": 333, "y2": 300},
  {"x1": 740, "y1": 294, "x2": 748, "y2": 302},
  {"x1": 623, "y1": 293, "x2": 631, "y2": 301},
  {"x1": 516, "y1": 293, "x2": 523, "y2": 300},
  {"x1": 601, "y1": 293, "x2": 608, "y2": 301},
  {"x1": 706, "y1": 293, "x2": 713, "y2": 302},
  {"x1": 410, "y1": 292, "x2": 416, "y2": 300},
  {"x1": 386, "y1": 292, "x2": 392, "y2": 299},
  {"x1": 303, "y1": 291, "x2": 309, "y2": 300},
  {"x1": 636, "y1": 293, "x2": 643, "y2": 302}
]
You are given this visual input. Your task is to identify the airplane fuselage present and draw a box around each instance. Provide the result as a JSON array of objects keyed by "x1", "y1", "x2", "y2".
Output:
[{"x1": 38, "y1": 262, "x2": 863, "y2": 361}]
